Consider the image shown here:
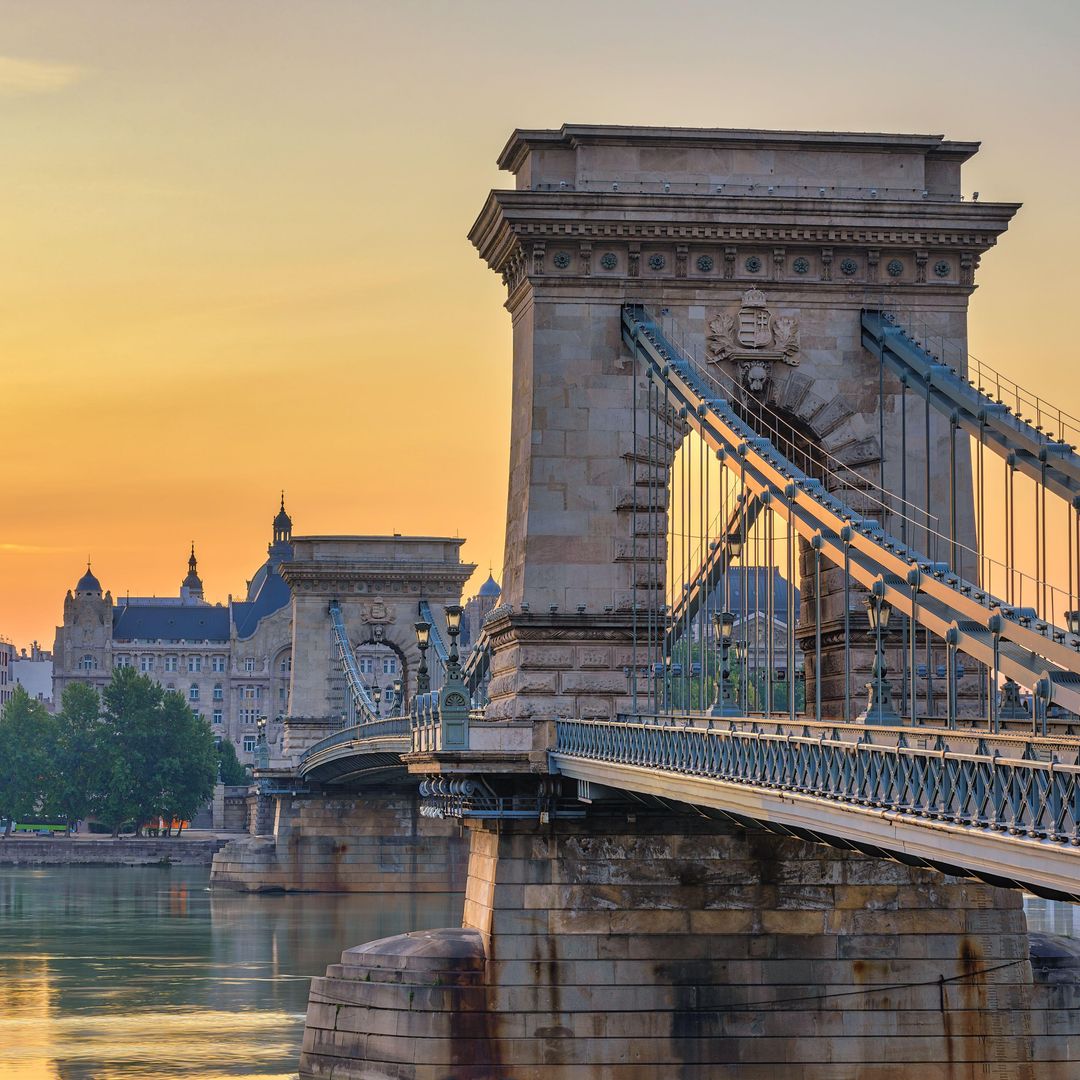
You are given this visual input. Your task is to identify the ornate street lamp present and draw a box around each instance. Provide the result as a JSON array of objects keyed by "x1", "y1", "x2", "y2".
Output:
[
  {"x1": 858, "y1": 581, "x2": 900, "y2": 725},
  {"x1": 445, "y1": 604, "x2": 464, "y2": 680},
  {"x1": 1067, "y1": 610, "x2": 1080, "y2": 637},
  {"x1": 393, "y1": 677, "x2": 403, "y2": 715},
  {"x1": 372, "y1": 679, "x2": 382, "y2": 718},
  {"x1": 710, "y1": 610, "x2": 739, "y2": 716},
  {"x1": 254, "y1": 714, "x2": 270, "y2": 770},
  {"x1": 414, "y1": 620, "x2": 431, "y2": 695}
]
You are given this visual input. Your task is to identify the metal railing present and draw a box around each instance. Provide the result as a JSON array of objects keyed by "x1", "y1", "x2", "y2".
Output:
[{"x1": 555, "y1": 717, "x2": 1080, "y2": 844}]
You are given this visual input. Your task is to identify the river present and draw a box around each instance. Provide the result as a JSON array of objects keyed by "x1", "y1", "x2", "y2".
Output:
[{"x1": 0, "y1": 865, "x2": 462, "y2": 1079}]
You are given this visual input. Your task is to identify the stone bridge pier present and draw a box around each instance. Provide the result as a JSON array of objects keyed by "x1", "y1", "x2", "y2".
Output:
[{"x1": 301, "y1": 802, "x2": 1079, "y2": 1078}]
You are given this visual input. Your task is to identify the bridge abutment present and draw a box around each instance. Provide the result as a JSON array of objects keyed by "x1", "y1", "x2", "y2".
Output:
[
  {"x1": 300, "y1": 806, "x2": 1079, "y2": 1078},
  {"x1": 210, "y1": 788, "x2": 468, "y2": 893}
]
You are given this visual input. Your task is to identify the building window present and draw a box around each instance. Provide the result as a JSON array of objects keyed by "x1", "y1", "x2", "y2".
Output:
[
  {"x1": 188, "y1": 656, "x2": 202, "y2": 673},
  {"x1": 189, "y1": 684, "x2": 200, "y2": 702},
  {"x1": 243, "y1": 657, "x2": 256, "y2": 673},
  {"x1": 164, "y1": 656, "x2": 178, "y2": 673},
  {"x1": 139, "y1": 655, "x2": 153, "y2": 673},
  {"x1": 240, "y1": 707, "x2": 258, "y2": 725},
  {"x1": 115, "y1": 654, "x2": 131, "y2": 668},
  {"x1": 279, "y1": 687, "x2": 287, "y2": 704},
  {"x1": 213, "y1": 684, "x2": 223, "y2": 701},
  {"x1": 382, "y1": 656, "x2": 397, "y2": 675},
  {"x1": 243, "y1": 686, "x2": 257, "y2": 701},
  {"x1": 242, "y1": 735, "x2": 256, "y2": 753},
  {"x1": 212, "y1": 709, "x2": 223, "y2": 725},
  {"x1": 359, "y1": 657, "x2": 373, "y2": 675},
  {"x1": 80, "y1": 655, "x2": 96, "y2": 671},
  {"x1": 212, "y1": 655, "x2": 226, "y2": 673},
  {"x1": 279, "y1": 654, "x2": 292, "y2": 674}
]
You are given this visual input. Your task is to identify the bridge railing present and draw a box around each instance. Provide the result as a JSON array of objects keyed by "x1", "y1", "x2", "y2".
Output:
[{"x1": 553, "y1": 717, "x2": 1080, "y2": 845}]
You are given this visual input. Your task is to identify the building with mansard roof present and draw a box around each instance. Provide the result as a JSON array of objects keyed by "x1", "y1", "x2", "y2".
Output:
[{"x1": 52, "y1": 497, "x2": 299, "y2": 764}]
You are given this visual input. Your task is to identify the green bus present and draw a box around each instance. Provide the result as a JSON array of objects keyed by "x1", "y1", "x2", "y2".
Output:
[{"x1": 8, "y1": 819, "x2": 70, "y2": 836}]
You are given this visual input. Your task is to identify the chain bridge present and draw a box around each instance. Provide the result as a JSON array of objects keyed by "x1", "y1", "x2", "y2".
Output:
[{"x1": 252, "y1": 125, "x2": 1080, "y2": 1078}]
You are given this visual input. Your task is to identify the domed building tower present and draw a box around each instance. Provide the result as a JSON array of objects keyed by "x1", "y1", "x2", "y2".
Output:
[
  {"x1": 180, "y1": 544, "x2": 205, "y2": 603},
  {"x1": 462, "y1": 571, "x2": 501, "y2": 649},
  {"x1": 268, "y1": 492, "x2": 293, "y2": 565},
  {"x1": 54, "y1": 561, "x2": 113, "y2": 698}
]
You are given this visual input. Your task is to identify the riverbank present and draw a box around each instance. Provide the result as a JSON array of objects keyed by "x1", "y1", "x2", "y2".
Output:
[{"x1": 0, "y1": 833, "x2": 233, "y2": 866}]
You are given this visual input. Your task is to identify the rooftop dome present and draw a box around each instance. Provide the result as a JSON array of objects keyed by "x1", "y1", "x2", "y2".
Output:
[
  {"x1": 182, "y1": 544, "x2": 203, "y2": 594},
  {"x1": 478, "y1": 573, "x2": 501, "y2": 599},
  {"x1": 76, "y1": 561, "x2": 102, "y2": 595},
  {"x1": 273, "y1": 491, "x2": 292, "y2": 535}
]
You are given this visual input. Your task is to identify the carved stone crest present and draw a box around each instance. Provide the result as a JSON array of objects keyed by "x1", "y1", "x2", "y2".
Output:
[
  {"x1": 706, "y1": 288, "x2": 801, "y2": 394},
  {"x1": 361, "y1": 596, "x2": 393, "y2": 624}
]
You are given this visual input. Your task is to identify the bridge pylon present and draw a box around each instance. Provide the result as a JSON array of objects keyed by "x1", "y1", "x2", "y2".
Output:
[{"x1": 469, "y1": 124, "x2": 1017, "y2": 722}]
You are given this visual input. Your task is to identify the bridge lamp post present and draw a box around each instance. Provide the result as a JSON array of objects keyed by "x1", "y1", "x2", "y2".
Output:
[
  {"x1": 445, "y1": 604, "x2": 464, "y2": 680},
  {"x1": 710, "y1": 610, "x2": 739, "y2": 716},
  {"x1": 859, "y1": 582, "x2": 900, "y2": 726},
  {"x1": 254, "y1": 714, "x2": 270, "y2": 771},
  {"x1": 414, "y1": 620, "x2": 431, "y2": 695},
  {"x1": 393, "y1": 678, "x2": 403, "y2": 716},
  {"x1": 372, "y1": 679, "x2": 382, "y2": 718}
]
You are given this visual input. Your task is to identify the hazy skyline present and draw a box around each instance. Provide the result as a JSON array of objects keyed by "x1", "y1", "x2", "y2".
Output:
[{"x1": 4, "y1": 0, "x2": 1080, "y2": 646}]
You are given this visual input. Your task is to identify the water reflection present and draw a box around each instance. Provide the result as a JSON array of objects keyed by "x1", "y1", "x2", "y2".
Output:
[{"x1": 0, "y1": 866, "x2": 462, "y2": 1079}]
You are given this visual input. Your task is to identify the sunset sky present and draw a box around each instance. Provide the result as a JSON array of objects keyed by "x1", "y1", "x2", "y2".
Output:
[{"x1": 3, "y1": 0, "x2": 1080, "y2": 648}]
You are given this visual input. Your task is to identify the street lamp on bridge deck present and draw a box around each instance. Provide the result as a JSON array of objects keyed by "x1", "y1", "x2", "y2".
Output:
[
  {"x1": 859, "y1": 581, "x2": 900, "y2": 726},
  {"x1": 710, "y1": 609, "x2": 740, "y2": 717},
  {"x1": 414, "y1": 619, "x2": 431, "y2": 694}
]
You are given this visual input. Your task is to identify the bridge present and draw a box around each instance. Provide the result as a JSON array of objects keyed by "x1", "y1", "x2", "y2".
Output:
[{"x1": 272, "y1": 126, "x2": 1080, "y2": 1078}]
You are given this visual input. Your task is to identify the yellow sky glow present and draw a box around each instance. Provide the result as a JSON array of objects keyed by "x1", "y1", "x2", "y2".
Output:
[{"x1": 3, "y1": 0, "x2": 1080, "y2": 647}]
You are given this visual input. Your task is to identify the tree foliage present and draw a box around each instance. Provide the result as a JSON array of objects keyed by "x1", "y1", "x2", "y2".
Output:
[
  {"x1": 216, "y1": 738, "x2": 249, "y2": 786},
  {"x1": 0, "y1": 687, "x2": 55, "y2": 835},
  {"x1": 1, "y1": 668, "x2": 218, "y2": 838}
]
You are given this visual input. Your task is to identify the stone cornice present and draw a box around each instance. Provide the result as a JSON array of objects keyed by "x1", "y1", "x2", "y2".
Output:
[
  {"x1": 281, "y1": 561, "x2": 476, "y2": 592},
  {"x1": 483, "y1": 610, "x2": 636, "y2": 650},
  {"x1": 469, "y1": 189, "x2": 1020, "y2": 275},
  {"x1": 497, "y1": 124, "x2": 981, "y2": 172}
]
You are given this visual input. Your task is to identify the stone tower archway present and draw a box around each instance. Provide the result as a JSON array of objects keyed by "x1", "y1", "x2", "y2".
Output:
[{"x1": 279, "y1": 535, "x2": 475, "y2": 757}]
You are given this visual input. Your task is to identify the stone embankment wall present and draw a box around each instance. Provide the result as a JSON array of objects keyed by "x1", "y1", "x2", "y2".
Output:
[
  {"x1": 0, "y1": 837, "x2": 228, "y2": 866},
  {"x1": 211, "y1": 790, "x2": 468, "y2": 893},
  {"x1": 300, "y1": 809, "x2": 1080, "y2": 1079}
]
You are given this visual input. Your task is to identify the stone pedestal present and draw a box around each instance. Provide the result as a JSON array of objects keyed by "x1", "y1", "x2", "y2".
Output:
[
  {"x1": 211, "y1": 782, "x2": 225, "y2": 830},
  {"x1": 298, "y1": 807, "x2": 1080, "y2": 1078}
]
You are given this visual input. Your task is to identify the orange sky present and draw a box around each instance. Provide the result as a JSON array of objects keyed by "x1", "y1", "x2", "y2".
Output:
[{"x1": 3, "y1": 0, "x2": 1080, "y2": 648}]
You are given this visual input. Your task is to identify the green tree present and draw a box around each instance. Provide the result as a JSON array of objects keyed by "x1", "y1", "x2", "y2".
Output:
[
  {"x1": 0, "y1": 686, "x2": 55, "y2": 835},
  {"x1": 95, "y1": 667, "x2": 216, "y2": 836},
  {"x1": 51, "y1": 681, "x2": 106, "y2": 830},
  {"x1": 155, "y1": 692, "x2": 218, "y2": 835},
  {"x1": 216, "y1": 738, "x2": 249, "y2": 786}
]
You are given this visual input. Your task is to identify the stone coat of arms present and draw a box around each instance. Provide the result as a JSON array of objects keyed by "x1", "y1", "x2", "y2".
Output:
[
  {"x1": 361, "y1": 597, "x2": 393, "y2": 624},
  {"x1": 707, "y1": 288, "x2": 800, "y2": 393}
]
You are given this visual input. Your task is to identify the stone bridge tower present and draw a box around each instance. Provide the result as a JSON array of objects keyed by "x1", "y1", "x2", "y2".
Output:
[
  {"x1": 281, "y1": 535, "x2": 475, "y2": 756},
  {"x1": 470, "y1": 125, "x2": 1018, "y2": 721}
]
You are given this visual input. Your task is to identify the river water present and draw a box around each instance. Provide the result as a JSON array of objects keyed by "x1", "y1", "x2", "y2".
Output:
[
  {"x1": 0, "y1": 866, "x2": 462, "y2": 1080},
  {"x1": 1, "y1": 866, "x2": 1075, "y2": 1078}
]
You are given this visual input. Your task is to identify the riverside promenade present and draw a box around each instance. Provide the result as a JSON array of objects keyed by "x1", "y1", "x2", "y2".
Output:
[{"x1": 0, "y1": 831, "x2": 232, "y2": 866}]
